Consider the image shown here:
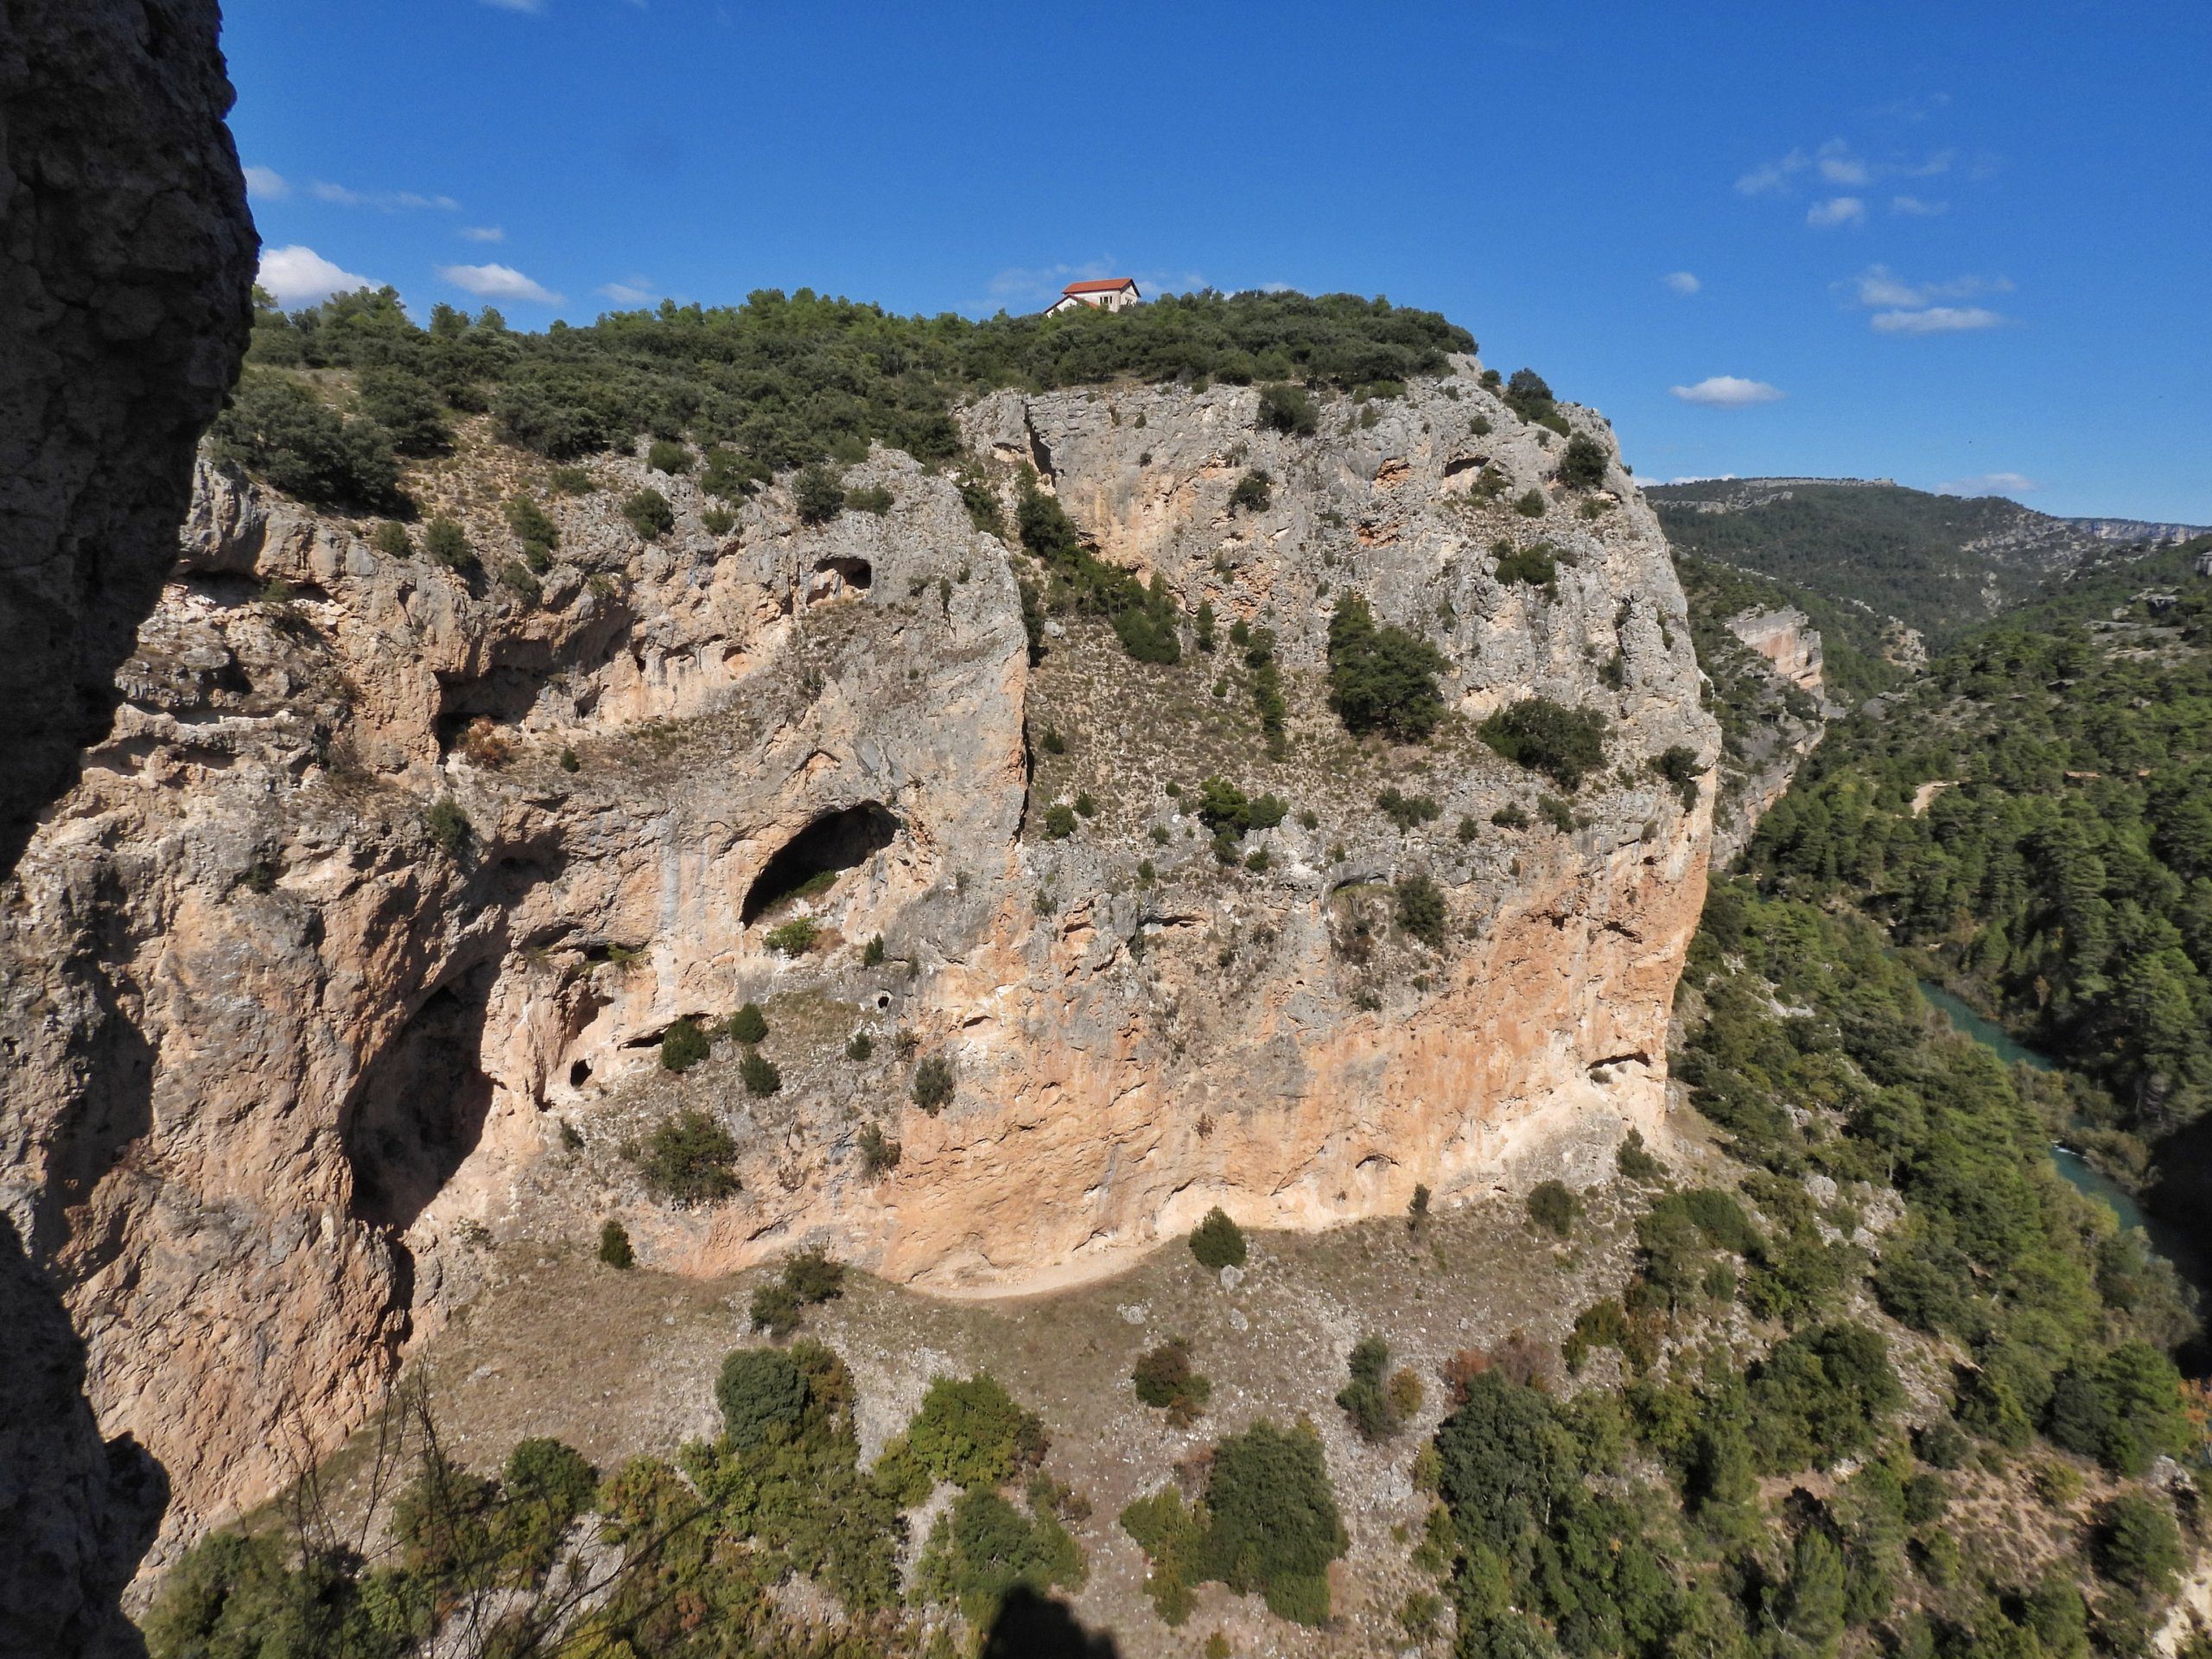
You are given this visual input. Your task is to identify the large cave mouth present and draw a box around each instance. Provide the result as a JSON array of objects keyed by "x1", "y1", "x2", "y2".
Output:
[
  {"x1": 742, "y1": 804, "x2": 899, "y2": 926},
  {"x1": 341, "y1": 963, "x2": 497, "y2": 1230}
]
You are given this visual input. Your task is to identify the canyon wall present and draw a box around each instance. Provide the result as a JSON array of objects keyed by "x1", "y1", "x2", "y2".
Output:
[
  {"x1": 0, "y1": 365, "x2": 1716, "y2": 1559},
  {"x1": 0, "y1": 1, "x2": 253, "y2": 1651}
]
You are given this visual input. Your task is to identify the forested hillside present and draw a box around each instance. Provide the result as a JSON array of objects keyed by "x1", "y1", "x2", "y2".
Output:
[
  {"x1": 1746, "y1": 540, "x2": 2212, "y2": 1153},
  {"x1": 1651, "y1": 480, "x2": 2202, "y2": 645}
]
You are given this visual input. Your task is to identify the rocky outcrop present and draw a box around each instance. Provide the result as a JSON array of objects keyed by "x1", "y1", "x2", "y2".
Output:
[
  {"x1": 1724, "y1": 606, "x2": 1822, "y2": 694},
  {"x1": 1, "y1": 365, "x2": 1716, "y2": 1561},
  {"x1": 0, "y1": 2, "x2": 253, "y2": 1650}
]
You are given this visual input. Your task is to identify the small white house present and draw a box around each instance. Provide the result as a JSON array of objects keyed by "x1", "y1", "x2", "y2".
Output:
[{"x1": 1044, "y1": 277, "x2": 1141, "y2": 316}]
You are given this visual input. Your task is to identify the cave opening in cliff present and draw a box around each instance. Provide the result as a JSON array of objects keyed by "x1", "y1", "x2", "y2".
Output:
[
  {"x1": 742, "y1": 804, "x2": 899, "y2": 925},
  {"x1": 807, "y1": 556, "x2": 872, "y2": 603},
  {"x1": 341, "y1": 961, "x2": 497, "y2": 1230}
]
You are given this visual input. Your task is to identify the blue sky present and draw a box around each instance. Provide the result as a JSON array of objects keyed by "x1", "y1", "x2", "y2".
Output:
[{"x1": 226, "y1": 0, "x2": 2210, "y2": 522}]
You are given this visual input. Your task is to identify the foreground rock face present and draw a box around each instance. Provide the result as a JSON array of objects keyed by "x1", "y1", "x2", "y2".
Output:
[
  {"x1": 0, "y1": 0, "x2": 252, "y2": 1649},
  {"x1": 1, "y1": 364, "x2": 1715, "y2": 1556},
  {"x1": 0, "y1": 0, "x2": 255, "y2": 873}
]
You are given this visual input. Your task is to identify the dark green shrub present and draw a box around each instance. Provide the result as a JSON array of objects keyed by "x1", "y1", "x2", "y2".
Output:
[
  {"x1": 1396, "y1": 873, "x2": 1448, "y2": 947},
  {"x1": 700, "y1": 505, "x2": 736, "y2": 536},
  {"x1": 211, "y1": 373, "x2": 402, "y2": 507},
  {"x1": 1337, "y1": 1336, "x2": 1403, "y2": 1441},
  {"x1": 371, "y1": 519, "x2": 413, "y2": 558},
  {"x1": 597, "y1": 1218, "x2": 634, "y2": 1268},
  {"x1": 1188, "y1": 1207, "x2": 1247, "y2": 1269},
  {"x1": 1492, "y1": 542, "x2": 1557, "y2": 588},
  {"x1": 637, "y1": 1109, "x2": 740, "y2": 1204},
  {"x1": 1526, "y1": 1179, "x2": 1578, "y2": 1236},
  {"x1": 498, "y1": 560, "x2": 541, "y2": 602},
  {"x1": 503, "y1": 493, "x2": 559, "y2": 559},
  {"x1": 424, "y1": 514, "x2": 474, "y2": 570},
  {"x1": 1229, "y1": 469, "x2": 1273, "y2": 512},
  {"x1": 862, "y1": 934, "x2": 887, "y2": 966},
  {"x1": 1204, "y1": 1421, "x2": 1348, "y2": 1624},
  {"x1": 1617, "y1": 1128, "x2": 1663, "y2": 1179},
  {"x1": 1652, "y1": 746, "x2": 1701, "y2": 808},
  {"x1": 717, "y1": 1347, "x2": 807, "y2": 1443},
  {"x1": 1538, "y1": 794, "x2": 1575, "y2": 832},
  {"x1": 1133, "y1": 1338, "x2": 1212, "y2": 1423},
  {"x1": 902, "y1": 1373, "x2": 1048, "y2": 1490},
  {"x1": 916, "y1": 1487, "x2": 1084, "y2": 1633},
  {"x1": 1073, "y1": 791, "x2": 1097, "y2": 817},
  {"x1": 845, "y1": 483, "x2": 894, "y2": 514},
  {"x1": 660, "y1": 1016, "x2": 712, "y2": 1072},
  {"x1": 1377, "y1": 786, "x2": 1440, "y2": 830},
  {"x1": 424, "y1": 796, "x2": 471, "y2": 855},
  {"x1": 1512, "y1": 489, "x2": 1547, "y2": 518},
  {"x1": 1560, "y1": 433, "x2": 1609, "y2": 489},
  {"x1": 559, "y1": 747, "x2": 580, "y2": 772},
  {"x1": 727, "y1": 1002, "x2": 768, "y2": 1045},
  {"x1": 548, "y1": 464, "x2": 597, "y2": 494},
  {"x1": 499, "y1": 1438, "x2": 598, "y2": 1576},
  {"x1": 356, "y1": 366, "x2": 451, "y2": 457},
  {"x1": 1042, "y1": 803, "x2": 1077, "y2": 839},
  {"x1": 701, "y1": 447, "x2": 769, "y2": 500},
  {"x1": 2094, "y1": 1495, "x2": 2184, "y2": 1593},
  {"x1": 1491, "y1": 804, "x2": 1529, "y2": 830},
  {"x1": 1256, "y1": 382, "x2": 1318, "y2": 435},
  {"x1": 845, "y1": 1031, "x2": 873, "y2": 1061},
  {"x1": 621, "y1": 486, "x2": 675, "y2": 539},
  {"x1": 1479, "y1": 698, "x2": 1610, "y2": 790},
  {"x1": 859, "y1": 1121, "x2": 901, "y2": 1175},
  {"x1": 645, "y1": 438, "x2": 691, "y2": 474},
  {"x1": 959, "y1": 474, "x2": 1005, "y2": 534},
  {"x1": 1328, "y1": 594, "x2": 1447, "y2": 741},
  {"x1": 912, "y1": 1053, "x2": 954, "y2": 1114},
  {"x1": 1502, "y1": 368, "x2": 1557, "y2": 424},
  {"x1": 764, "y1": 917, "x2": 819, "y2": 957},
  {"x1": 793, "y1": 463, "x2": 846, "y2": 525},
  {"x1": 740, "y1": 1050, "x2": 782, "y2": 1096}
]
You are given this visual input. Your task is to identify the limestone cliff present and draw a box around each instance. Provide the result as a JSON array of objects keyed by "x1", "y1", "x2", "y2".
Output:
[
  {"x1": 0, "y1": 364, "x2": 1716, "y2": 1559},
  {"x1": 1724, "y1": 606, "x2": 1822, "y2": 695}
]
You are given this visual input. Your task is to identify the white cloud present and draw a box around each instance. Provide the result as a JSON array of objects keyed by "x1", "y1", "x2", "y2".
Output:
[
  {"x1": 1871, "y1": 305, "x2": 2005, "y2": 334},
  {"x1": 1939, "y1": 472, "x2": 2037, "y2": 497},
  {"x1": 1846, "y1": 265, "x2": 2012, "y2": 309},
  {"x1": 458, "y1": 226, "x2": 505, "y2": 243},
  {"x1": 1669, "y1": 376, "x2": 1785, "y2": 408},
  {"x1": 1736, "y1": 149, "x2": 1808, "y2": 196},
  {"x1": 257, "y1": 244, "x2": 377, "y2": 306},
  {"x1": 597, "y1": 278, "x2": 657, "y2": 305},
  {"x1": 1663, "y1": 270, "x2": 1700, "y2": 296},
  {"x1": 1815, "y1": 139, "x2": 1871, "y2": 187},
  {"x1": 437, "y1": 262, "x2": 561, "y2": 304},
  {"x1": 311, "y1": 181, "x2": 460, "y2": 213},
  {"x1": 1890, "y1": 194, "x2": 1948, "y2": 216},
  {"x1": 243, "y1": 165, "x2": 289, "y2": 199},
  {"x1": 1806, "y1": 196, "x2": 1866, "y2": 227}
]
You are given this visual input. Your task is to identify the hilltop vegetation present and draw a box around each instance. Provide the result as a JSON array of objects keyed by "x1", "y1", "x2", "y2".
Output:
[{"x1": 219, "y1": 284, "x2": 1475, "y2": 508}]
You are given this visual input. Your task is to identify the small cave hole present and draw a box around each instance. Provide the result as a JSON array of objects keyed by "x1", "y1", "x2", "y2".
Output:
[
  {"x1": 742, "y1": 803, "x2": 899, "y2": 926},
  {"x1": 569, "y1": 1059, "x2": 593, "y2": 1089},
  {"x1": 807, "y1": 556, "x2": 874, "y2": 604},
  {"x1": 874, "y1": 992, "x2": 891, "y2": 1012}
]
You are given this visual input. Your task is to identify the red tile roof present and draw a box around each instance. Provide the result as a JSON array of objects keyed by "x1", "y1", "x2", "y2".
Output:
[{"x1": 1062, "y1": 278, "x2": 1138, "y2": 295}]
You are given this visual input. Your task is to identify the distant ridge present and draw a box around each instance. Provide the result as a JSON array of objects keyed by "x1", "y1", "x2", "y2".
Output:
[{"x1": 1649, "y1": 475, "x2": 2209, "y2": 640}]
